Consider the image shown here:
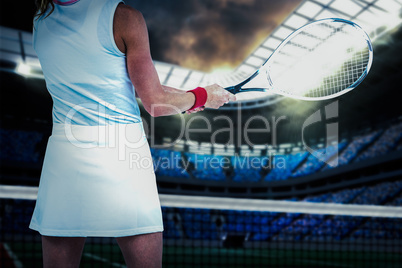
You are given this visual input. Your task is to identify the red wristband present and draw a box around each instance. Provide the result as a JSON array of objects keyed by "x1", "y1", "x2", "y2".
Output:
[{"x1": 187, "y1": 87, "x2": 207, "y2": 111}]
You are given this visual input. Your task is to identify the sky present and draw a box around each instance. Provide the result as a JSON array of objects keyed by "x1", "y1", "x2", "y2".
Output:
[
  {"x1": 0, "y1": 0, "x2": 302, "y2": 73},
  {"x1": 128, "y1": 0, "x2": 302, "y2": 72}
]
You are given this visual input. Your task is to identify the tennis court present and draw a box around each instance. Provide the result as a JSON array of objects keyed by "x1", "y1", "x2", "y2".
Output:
[
  {"x1": 2, "y1": 241, "x2": 401, "y2": 268},
  {"x1": 1, "y1": 187, "x2": 401, "y2": 267}
]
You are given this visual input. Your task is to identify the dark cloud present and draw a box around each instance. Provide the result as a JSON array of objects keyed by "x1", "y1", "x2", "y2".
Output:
[{"x1": 127, "y1": 0, "x2": 302, "y2": 72}]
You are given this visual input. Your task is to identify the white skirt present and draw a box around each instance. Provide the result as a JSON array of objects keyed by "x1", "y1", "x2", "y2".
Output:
[{"x1": 29, "y1": 123, "x2": 163, "y2": 237}]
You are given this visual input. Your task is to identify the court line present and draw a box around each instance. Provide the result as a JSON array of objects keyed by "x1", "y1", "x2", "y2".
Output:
[{"x1": 3, "y1": 243, "x2": 23, "y2": 268}]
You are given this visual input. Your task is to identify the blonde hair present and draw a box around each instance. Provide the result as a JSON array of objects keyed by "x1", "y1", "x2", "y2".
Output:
[{"x1": 35, "y1": 0, "x2": 55, "y2": 19}]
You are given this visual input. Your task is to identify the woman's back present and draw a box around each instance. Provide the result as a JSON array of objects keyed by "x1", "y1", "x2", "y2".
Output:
[{"x1": 33, "y1": 0, "x2": 141, "y2": 125}]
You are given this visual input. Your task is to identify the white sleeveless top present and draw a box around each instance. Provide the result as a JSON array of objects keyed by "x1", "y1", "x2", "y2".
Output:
[{"x1": 33, "y1": 0, "x2": 142, "y2": 125}]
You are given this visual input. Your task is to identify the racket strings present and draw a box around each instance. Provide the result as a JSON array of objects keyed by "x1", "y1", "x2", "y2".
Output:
[
  {"x1": 268, "y1": 21, "x2": 371, "y2": 99},
  {"x1": 309, "y1": 46, "x2": 369, "y2": 98}
]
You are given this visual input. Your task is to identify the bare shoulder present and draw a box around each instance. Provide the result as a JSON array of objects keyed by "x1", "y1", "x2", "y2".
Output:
[
  {"x1": 114, "y1": 3, "x2": 148, "y2": 53},
  {"x1": 114, "y1": 3, "x2": 146, "y2": 31}
]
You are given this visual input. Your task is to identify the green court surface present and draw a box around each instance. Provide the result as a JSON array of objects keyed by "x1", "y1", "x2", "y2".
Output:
[{"x1": 2, "y1": 242, "x2": 401, "y2": 268}]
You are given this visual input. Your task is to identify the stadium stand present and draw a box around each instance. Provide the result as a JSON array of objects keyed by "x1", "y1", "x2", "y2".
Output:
[
  {"x1": 355, "y1": 121, "x2": 402, "y2": 162},
  {"x1": 1, "y1": 119, "x2": 401, "y2": 184},
  {"x1": 231, "y1": 155, "x2": 268, "y2": 182},
  {"x1": 264, "y1": 151, "x2": 308, "y2": 181},
  {"x1": 5, "y1": 181, "x2": 401, "y2": 242},
  {"x1": 0, "y1": 128, "x2": 44, "y2": 164},
  {"x1": 158, "y1": 180, "x2": 402, "y2": 241},
  {"x1": 151, "y1": 148, "x2": 190, "y2": 179},
  {"x1": 292, "y1": 142, "x2": 347, "y2": 177},
  {"x1": 323, "y1": 130, "x2": 382, "y2": 170},
  {"x1": 185, "y1": 153, "x2": 227, "y2": 181}
]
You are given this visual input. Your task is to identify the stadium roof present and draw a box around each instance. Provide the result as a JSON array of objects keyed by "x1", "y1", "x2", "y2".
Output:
[{"x1": 0, "y1": 0, "x2": 401, "y2": 109}]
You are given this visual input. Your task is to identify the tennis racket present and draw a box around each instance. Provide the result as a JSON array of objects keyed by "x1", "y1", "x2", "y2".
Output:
[{"x1": 225, "y1": 18, "x2": 373, "y2": 100}]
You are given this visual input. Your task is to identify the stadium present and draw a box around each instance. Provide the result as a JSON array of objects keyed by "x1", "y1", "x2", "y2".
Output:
[{"x1": 1, "y1": 0, "x2": 402, "y2": 267}]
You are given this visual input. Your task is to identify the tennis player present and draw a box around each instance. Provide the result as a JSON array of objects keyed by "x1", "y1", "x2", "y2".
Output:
[{"x1": 29, "y1": 0, "x2": 235, "y2": 267}]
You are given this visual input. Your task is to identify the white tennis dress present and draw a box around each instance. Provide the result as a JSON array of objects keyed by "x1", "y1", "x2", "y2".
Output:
[{"x1": 29, "y1": 0, "x2": 163, "y2": 237}]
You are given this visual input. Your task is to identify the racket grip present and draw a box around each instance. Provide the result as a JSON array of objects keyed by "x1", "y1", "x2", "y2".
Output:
[{"x1": 224, "y1": 86, "x2": 236, "y2": 94}]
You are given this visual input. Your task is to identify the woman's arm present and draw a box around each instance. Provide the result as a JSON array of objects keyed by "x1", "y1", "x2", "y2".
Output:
[
  {"x1": 162, "y1": 86, "x2": 185, "y2": 94},
  {"x1": 113, "y1": 4, "x2": 234, "y2": 117},
  {"x1": 134, "y1": 86, "x2": 184, "y2": 99}
]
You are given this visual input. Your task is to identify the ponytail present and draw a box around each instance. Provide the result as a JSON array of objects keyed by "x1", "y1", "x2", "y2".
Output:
[{"x1": 35, "y1": 0, "x2": 55, "y2": 20}]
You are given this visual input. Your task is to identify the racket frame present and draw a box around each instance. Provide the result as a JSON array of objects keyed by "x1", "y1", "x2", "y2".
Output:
[{"x1": 225, "y1": 18, "x2": 373, "y2": 100}]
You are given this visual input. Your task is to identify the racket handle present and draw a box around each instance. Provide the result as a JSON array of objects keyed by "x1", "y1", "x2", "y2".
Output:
[{"x1": 224, "y1": 86, "x2": 238, "y2": 94}]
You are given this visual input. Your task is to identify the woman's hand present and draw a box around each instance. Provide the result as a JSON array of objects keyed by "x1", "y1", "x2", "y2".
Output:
[
  {"x1": 204, "y1": 84, "x2": 236, "y2": 109},
  {"x1": 185, "y1": 106, "x2": 205, "y2": 114}
]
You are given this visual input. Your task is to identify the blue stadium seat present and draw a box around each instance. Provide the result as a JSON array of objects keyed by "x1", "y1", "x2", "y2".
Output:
[
  {"x1": 231, "y1": 156, "x2": 267, "y2": 182},
  {"x1": 185, "y1": 153, "x2": 227, "y2": 181},
  {"x1": 150, "y1": 148, "x2": 190, "y2": 178},
  {"x1": 0, "y1": 128, "x2": 44, "y2": 163}
]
